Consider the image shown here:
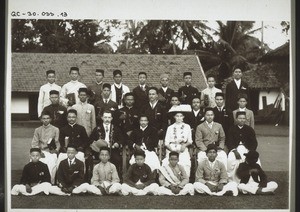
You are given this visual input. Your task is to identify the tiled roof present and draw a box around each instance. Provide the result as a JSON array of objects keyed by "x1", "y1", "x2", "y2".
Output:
[
  {"x1": 222, "y1": 63, "x2": 282, "y2": 89},
  {"x1": 11, "y1": 53, "x2": 207, "y2": 92}
]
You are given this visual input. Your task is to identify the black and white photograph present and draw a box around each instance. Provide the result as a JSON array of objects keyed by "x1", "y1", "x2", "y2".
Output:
[{"x1": 5, "y1": 0, "x2": 294, "y2": 211}]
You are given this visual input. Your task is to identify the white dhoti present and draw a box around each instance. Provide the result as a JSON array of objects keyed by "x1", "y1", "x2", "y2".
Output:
[
  {"x1": 157, "y1": 183, "x2": 194, "y2": 196},
  {"x1": 162, "y1": 149, "x2": 191, "y2": 178},
  {"x1": 121, "y1": 183, "x2": 159, "y2": 196},
  {"x1": 193, "y1": 181, "x2": 238, "y2": 196},
  {"x1": 48, "y1": 185, "x2": 70, "y2": 196},
  {"x1": 39, "y1": 151, "x2": 58, "y2": 184},
  {"x1": 227, "y1": 145, "x2": 261, "y2": 183},
  {"x1": 11, "y1": 182, "x2": 52, "y2": 196},
  {"x1": 197, "y1": 150, "x2": 228, "y2": 170},
  {"x1": 238, "y1": 181, "x2": 278, "y2": 194},
  {"x1": 72, "y1": 183, "x2": 101, "y2": 195},
  {"x1": 129, "y1": 150, "x2": 160, "y2": 171}
]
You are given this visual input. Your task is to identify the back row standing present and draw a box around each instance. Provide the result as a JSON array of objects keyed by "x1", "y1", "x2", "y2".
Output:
[{"x1": 38, "y1": 65, "x2": 250, "y2": 119}]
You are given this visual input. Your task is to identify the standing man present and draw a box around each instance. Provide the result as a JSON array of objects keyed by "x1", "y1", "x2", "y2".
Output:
[
  {"x1": 141, "y1": 87, "x2": 168, "y2": 140},
  {"x1": 87, "y1": 69, "x2": 105, "y2": 106},
  {"x1": 110, "y1": 69, "x2": 130, "y2": 109},
  {"x1": 72, "y1": 87, "x2": 96, "y2": 137},
  {"x1": 60, "y1": 67, "x2": 86, "y2": 108},
  {"x1": 225, "y1": 65, "x2": 250, "y2": 112},
  {"x1": 201, "y1": 75, "x2": 221, "y2": 108},
  {"x1": 42, "y1": 90, "x2": 67, "y2": 129},
  {"x1": 38, "y1": 70, "x2": 61, "y2": 118},
  {"x1": 178, "y1": 72, "x2": 199, "y2": 105},
  {"x1": 132, "y1": 72, "x2": 150, "y2": 112},
  {"x1": 195, "y1": 108, "x2": 227, "y2": 169},
  {"x1": 213, "y1": 92, "x2": 233, "y2": 143},
  {"x1": 94, "y1": 83, "x2": 118, "y2": 124},
  {"x1": 158, "y1": 73, "x2": 175, "y2": 109}
]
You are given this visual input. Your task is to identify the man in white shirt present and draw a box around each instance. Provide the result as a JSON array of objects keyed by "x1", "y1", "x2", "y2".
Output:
[
  {"x1": 110, "y1": 70, "x2": 130, "y2": 109},
  {"x1": 38, "y1": 70, "x2": 61, "y2": 117},
  {"x1": 60, "y1": 67, "x2": 86, "y2": 108}
]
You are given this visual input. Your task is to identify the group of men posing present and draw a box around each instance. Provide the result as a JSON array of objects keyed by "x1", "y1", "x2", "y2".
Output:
[{"x1": 11, "y1": 66, "x2": 278, "y2": 197}]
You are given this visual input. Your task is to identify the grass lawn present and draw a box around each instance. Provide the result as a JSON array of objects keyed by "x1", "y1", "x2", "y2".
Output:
[{"x1": 8, "y1": 123, "x2": 291, "y2": 209}]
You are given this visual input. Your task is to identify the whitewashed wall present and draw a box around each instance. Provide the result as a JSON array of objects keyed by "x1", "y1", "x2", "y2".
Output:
[
  {"x1": 258, "y1": 89, "x2": 285, "y2": 110},
  {"x1": 11, "y1": 94, "x2": 29, "y2": 113}
]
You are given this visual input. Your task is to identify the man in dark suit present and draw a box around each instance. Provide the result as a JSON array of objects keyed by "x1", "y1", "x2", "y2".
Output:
[
  {"x1": 57, "y1": 109, "x2": 92, "y2": 182},
  {"x1": 132, "y1": 72, "x2": 150, "y2": 112},
  {"x1": 89, "y1": 110, "x2": 124, "y2": 177},
  {"x1": 113, "y1": 92, "x2": 140, "y2": 143},
  {"x1": 213, "y1": 92, "x2": 233, "y2": 142},
  {"x1": 225, "y1": 66, "x2": 250, "y2": 112},
  {"x1": 87, "y1": 69, "x2": 104, "y2": 106},
  {"x1": 158, "y1": 73, "x2": 175, "y2": 110},
  {"x1": 94, "y1": 83, "x2": 118, "y2": 124},
  {"x1": 55, "y1": 145, "x2": 101, "y2": 195},
  {"x1": 42, "y1": 90, "x2": 67, "y2": 129},
  {"x1": 226, "y1": 111, "x2": 259, "y2": 182},
  {"x1": 140, "y1": 87, "x2": 168, "y2": 140},
  {"x1": 178, "y1": 72, "x2": 199, "y2": 105}
]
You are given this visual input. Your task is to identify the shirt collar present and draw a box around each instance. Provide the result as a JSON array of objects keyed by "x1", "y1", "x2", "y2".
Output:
[
  {"x1": 80, "y1": 101, "x2": 87, "y2": 105},
  {"x1": 69, "y1": 123, "x2": 76, "y2": 127},
  {"x1": 162, "y1": 86, "x2": 168, "y2": 92},
  {"x1": 208, "y1": 160, "x2": 216, "y2": 168},
  {"x1": 43, "y1": 124, "x2": 51, "y2": 129},
  {"x1": 103, "y1": 123, "x2": 111, "y2": 129},
  {"x1": 150, "y1": 100, "x2": 158, "y2": 108},
  {"x1": 239, "y1": 107, "x2": 246, "y2": 111},
  {"x1": 114, "y1": 83, "x2": 122, "y2": 88},
  {"x1": 70, "y1": 80, "x2": 78, "y2": 83},
  {"x1": 193, "y1": 109, "x2": 200, "y2": 116},
  {"x1": 69, "y1": 157, "x2": 75, "y2": 164},
  {"x1": 206, "y1": 121, "x2": 214, "y2": 126},
  {"x1": 234, "y1": 79, "x2": 241, "y2": 83},
  {"x1": 47, "y1": 82, "x2": 56, "y2": 86},
  {"x1": 238, "y1": 125, "x2": 244, "y2": 129},
  {"x1": 140, "y1": 126, "x2": 148, "y2": 131},
  {"x1": 96, "y1": 81, "x2": 103, "y2": 85}
]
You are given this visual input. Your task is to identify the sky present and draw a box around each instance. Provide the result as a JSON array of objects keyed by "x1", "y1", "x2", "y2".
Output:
[{"x1": 105, "y1": 20, "x2": 290, "y2": 52}]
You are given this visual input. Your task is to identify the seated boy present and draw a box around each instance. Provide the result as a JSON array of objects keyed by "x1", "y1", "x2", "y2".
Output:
[
  {"x1": 193, "y1": 144, "x2": 238, "y2": 196},
  {"x1": 236, "y1": 150, "x2": 278, "y2": 195},
  {"x1": 11, "y1": 148, "x2": 52, "y2": 196},
  {"x1": 121, "y1": 150, "x2": 159, "y2": 196},
  {"x1": 157, "y1": 151, "x2": 194, "y2": 196},
  {"x1": 31, "y1": 111, "x2": 60, "y2": 184},
  {"x1": 50, "y1": 145, "x2": 100, "y2": 195},
  {"x1": 91, "y1": 147, "x2": 122, "y2": 195}
]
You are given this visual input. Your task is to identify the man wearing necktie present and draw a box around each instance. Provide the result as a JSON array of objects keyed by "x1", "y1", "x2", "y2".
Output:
[
  {"x1": 94, "y1": 83, "x2": 118, "y2": 125},
  {"x1": 195, "y1": 108, "x2": 227, "y2": 170},
  {"x1": 89, "y1": 110, "x2": 124, "y2": 178},
  {"x1": 213, "y1": 92, "x2": 233, "y2": 148}
]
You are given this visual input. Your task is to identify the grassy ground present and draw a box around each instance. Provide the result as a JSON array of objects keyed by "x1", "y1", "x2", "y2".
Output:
[{"x1": 8, "y1": 123, "x2": 290, "y2": 209}]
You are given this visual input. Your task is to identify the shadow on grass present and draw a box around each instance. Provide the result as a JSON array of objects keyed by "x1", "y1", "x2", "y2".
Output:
[{"x1": 10, "y1": 170, "x2": 289, "y2": 209}]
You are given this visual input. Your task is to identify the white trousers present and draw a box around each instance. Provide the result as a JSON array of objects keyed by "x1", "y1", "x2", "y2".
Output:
[
  {"x1": 193, "y1": 181, "x2": 238, "y2": 196},
  {"x1": 11, "y1": 182, "x2": 52, "y2": 196},
  {"x1": 157, "y1": 183, "x2": 194, "y2": 196},
  {"x1": 238, "y1": 181, "x2": 278, "y2": 194},
  {"x1": 227, "y1": 145, "x2": 261, "y2": 183},
  {"x1": 48, "y1": 183, "x2": 101, "y2": 195},
  {"x1": 39, "y1": 151, "x2": 58, "y2": 184},
  {"x1": 129, "y1": 150, "x2": 161, "y2": 171},
  {"x1": 121, "y1": 183, "x2": 159, "y2": 196},
  {"x1": 197, "y1": 150, "x2": 228, "y2": 170}
]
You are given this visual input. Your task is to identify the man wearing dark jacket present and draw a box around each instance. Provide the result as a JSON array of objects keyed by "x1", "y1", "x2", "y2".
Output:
[{"x1": 236, "y1": 150, "x2": 278, "y2": 194}]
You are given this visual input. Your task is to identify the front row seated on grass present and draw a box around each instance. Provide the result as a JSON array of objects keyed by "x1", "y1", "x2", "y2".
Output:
[{"x1": 12, "y1": 146, "x2": 278, "y2": 196}]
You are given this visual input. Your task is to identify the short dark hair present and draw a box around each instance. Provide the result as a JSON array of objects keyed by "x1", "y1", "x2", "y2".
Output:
[
  {"x1": 78, "y1": 87, "x2": 88, "y2": 94},
  {"x1": 113, "y1": 69, "x2": 122, "y2": 77},
  {"x1": 69, "y1": 67, "x2": 79, "y2": 74},
  {"x1": 102, "y1": 110, "x2": 113, "y2": 116},
  {"x1": 134, "y1": 150, "x2": 146, "y2": 158},
  {"x1": 139, "y1": 114, "x2": 149, "y2": 121},
  {"x1": 40, "y1": 111, "x2": 52, "y2": 118},
  {"x1": 124, "y1": 92, "x2": 134, "y2": 98},
  {"x1": 138, "y1": 72, "x2": 147, "y2": 77},
  {"x1": 49, "y1": 90, "x2": 59, "y2": 95},
  {"x1": 67, "y1": 109, "x2": 77, "y2": 116},
  {"x1": 236, "y1": 111, "x2": 246, "y2": 118},
  {"x1": 46, "y1": 70, "x2": 55, "y2": 76},
  {"x1": 103, "y1": 83, "x2": 111, "y2": 90},
  {"x1": 95, "y1": 69, "x2": 104, "y2": 76},
  {"x1": 66, "y1": 144, "x2": 78, "y2": 151},
  {"x1": 100, "y1": 147, "x2": 111, "y2": 154},
  {"x1": 30, "y1": 148, "x2": 41, "y2": 154},
  {"x1": 206, "y1": 74, "x2": 215, "y2": 80},
  {"x1": 169, "y1": 151, "x2": 179, "y2": 158}
]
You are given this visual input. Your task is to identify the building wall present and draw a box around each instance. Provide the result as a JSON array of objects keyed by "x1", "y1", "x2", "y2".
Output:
[
  {"x1": 11, "y1": 93, "x2": 29, "y2": 114},
  {"x1": 258, "y1": 89, "x2": 282, "y2": 110}
]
